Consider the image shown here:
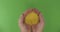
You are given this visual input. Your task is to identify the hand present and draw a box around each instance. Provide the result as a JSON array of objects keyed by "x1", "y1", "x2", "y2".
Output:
[
  {"x1": 36, "y1": 13, "x2": 44, "y2": 32},
  {"x1": 19, "y1": 8, "x2": 33, "y2": 32},
  {"x1": 31, "y1": 9, "x2": 44, "y2": 32}
]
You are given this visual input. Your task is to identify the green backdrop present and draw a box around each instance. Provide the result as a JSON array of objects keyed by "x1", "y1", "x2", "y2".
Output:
[{"x1": 0, "y1": 0, "x2": 60, "y2": 32}]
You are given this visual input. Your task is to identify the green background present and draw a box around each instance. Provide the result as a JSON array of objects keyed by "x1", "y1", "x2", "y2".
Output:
[{"x1": 0, "y1": 0, "x2": 60, "y2": 32}]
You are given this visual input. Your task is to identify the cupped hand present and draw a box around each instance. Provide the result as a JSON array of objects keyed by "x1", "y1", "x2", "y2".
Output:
[{"x1": 19, "y1": 8, "x2": 33, "y2": 32}]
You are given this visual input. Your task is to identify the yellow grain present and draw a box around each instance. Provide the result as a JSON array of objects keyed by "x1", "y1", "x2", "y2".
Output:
[{"x1": 25, "y1": 11, "x2": 39, "y2": 25}]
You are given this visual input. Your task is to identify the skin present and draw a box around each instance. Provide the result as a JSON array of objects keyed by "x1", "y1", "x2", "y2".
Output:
[{"x1": 19, "y1": 8, "x2": 44, "y2": 32}]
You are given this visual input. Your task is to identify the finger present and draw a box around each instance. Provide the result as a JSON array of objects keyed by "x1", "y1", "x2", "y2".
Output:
[
  {"x1": 33, "y1": 8, "x2": 40, "y2": 15},
  {"x1": 39, "y1": 13, "x2": 44, "y2": 24},
  {"x1": 23, "y1": 8, "x2": 33, "y2": 17},
  {"x1": 32, "y1": 25, "x2": 37, "y2": 32},
  {"x1": 26, "y1": 25, "x2": 31, "y2": 32},
  {"x1": 19, "y1": 14, "x2": 24, "y2": 27}
]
